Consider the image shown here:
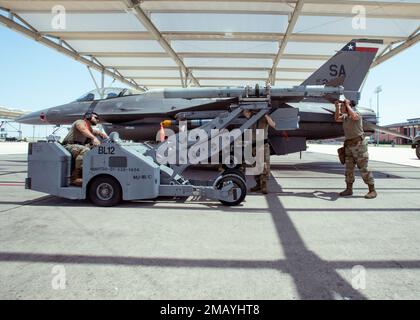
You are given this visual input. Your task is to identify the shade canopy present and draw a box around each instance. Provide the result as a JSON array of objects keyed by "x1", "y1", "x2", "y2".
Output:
[{"x1": 0, "y1": 0, "x2": 419, "y2": 90}]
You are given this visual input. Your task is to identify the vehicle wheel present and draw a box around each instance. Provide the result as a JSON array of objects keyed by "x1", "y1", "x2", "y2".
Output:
[
  {"x1": 215, "y1": 174, "x2": 247, "y2": 206},
  {"x1": 89, "y1": 176, "x2": 122, "y2": 207},
  {"x1": 416, "y1": 145, "x2": 420, "y2": 160}
]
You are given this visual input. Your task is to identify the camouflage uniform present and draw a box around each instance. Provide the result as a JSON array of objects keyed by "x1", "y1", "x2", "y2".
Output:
[
  {"x1": 253, "y1": 142, "x2": 271, "y2": 187},
  {"x1": 63, "y1": 144, "x2": 90, "y2": 178},
  {"x1": 341, "y1": 111, "x2": 375, "y2": 194},
  {"x1": 344, "y1": 137, "x2": 374, "y2": 185},
  {"x1": 251, "y1": 116, "x2": 271, "y2": 192},
  {"x1": 62, "y1": 119, "x2": 93, "y2": 180}
]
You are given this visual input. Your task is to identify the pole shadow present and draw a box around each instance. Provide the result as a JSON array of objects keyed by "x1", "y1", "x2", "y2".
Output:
[{"x1": 263, "y1": 177, "x2": 367, "y2": 299}]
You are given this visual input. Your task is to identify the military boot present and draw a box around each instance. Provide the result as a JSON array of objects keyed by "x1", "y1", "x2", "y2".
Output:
[
  {"x1": 365, "y1": 184, "x2": 377, "y2": 199},
  {"x1": 261, "y1": 180, "x2": 268, "y2": 194},
  {"x1": 339, "y1": 183, "x2": 353, "y2": 197},
  {"x1": 70, "y1": 170, "x2": 83, "y2": 187},
  {"x1": 250, "y1": 176, "x2": 261, "y2": 192}
]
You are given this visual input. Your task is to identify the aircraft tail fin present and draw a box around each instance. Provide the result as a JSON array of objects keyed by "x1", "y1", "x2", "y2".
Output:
[{"x1": 301, "y1": 39, "x2": 383, "y2": 101}]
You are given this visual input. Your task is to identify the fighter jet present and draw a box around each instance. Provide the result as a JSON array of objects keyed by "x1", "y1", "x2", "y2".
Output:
[{"x1": 16, "y1": 39, "x2": 393, "y2": 156}]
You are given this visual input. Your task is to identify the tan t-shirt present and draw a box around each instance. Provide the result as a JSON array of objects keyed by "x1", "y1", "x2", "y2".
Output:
[
  {"x1": 62, "y1": 119, "x2": 93, "y2": 145},
  {"x1": 342, "y1": 111, "x2": 364, "y2": 140}
]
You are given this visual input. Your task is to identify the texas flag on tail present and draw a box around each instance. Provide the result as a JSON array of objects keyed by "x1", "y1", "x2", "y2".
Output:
[{"x1": 341, "y1": 40, "x2": 380, "y2": 53}]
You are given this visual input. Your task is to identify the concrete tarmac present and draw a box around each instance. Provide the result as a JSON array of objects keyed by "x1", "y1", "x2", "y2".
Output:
[{"x1": 0, "y1": 151, "x2": 419, "y2": 300}]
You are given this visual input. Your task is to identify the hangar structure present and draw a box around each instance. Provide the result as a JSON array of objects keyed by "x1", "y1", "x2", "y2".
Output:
[
  {"x1": 0, "y1": 107, "x2": 28, "y2": 120},
  {"x1": 0, "y1": 107, "x2": 27, "y2": 141},
  {"x1": 0, "y1": 0, "x2": 419, "y2": 91}
]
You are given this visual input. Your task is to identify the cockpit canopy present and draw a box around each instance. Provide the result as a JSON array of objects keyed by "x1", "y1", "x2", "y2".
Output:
[{"x1": 75, "y1": 87, "x2": 141, "y2": 102}]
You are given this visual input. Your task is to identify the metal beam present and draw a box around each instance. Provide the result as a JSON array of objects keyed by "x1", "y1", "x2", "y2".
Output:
[
  {"x1": 131, "y1": 77, "x2": 241, "y2": 81},
  {"x1": 131, "y1": 76, "x2": 185, "y2": 80},
  {"x1": 371, "y1": 32, "x2": 420, "y2": 68},
  {"x1": 45, "y1": 31, "x2": 154, "y2": 40},
  {"x1": 81, "y1": 51, "x2": 330, "y2": 60},
  {"x1": 130, "y1": 76, "x2": 304, "y2": 82},
  {"x1": 122, "y1": 0, "x2": 200, "y2": 87},
  {"x1": 45, "y1": 31, "x2": 403, "y2": 44},
  {"x1": 198, "y1": 77, "x2": 261, "y2": 82},
  {"x1": 0, "y1": 107, "x2": 28, "y2": 119},
  {"x1": 82, "y1": 52, "x2": 276, "y2": 59},
  {"x1": 0, "y1": 10, "x2": 144, "y2": 91},
  {"x1": 197, "y1": 77, "x2": 305, "y2": 82},
  {"x1": 192, "y1": 66, "x2": 316, "y2": 72},
  {"x1": 179, "y1": 67, "x2": 186, "y2": 88},
  {"x1": 269, "y1": 0, "x2": 304, "y2": 85},
  {"x1": 111, "y1": 66, "x2": 317, "y2": 73},
  {"x1": 81, "y1": 52, "x2": 170, "y2": 58},
  {"x1": 164, "y1": 32, "x2": 402, "y2": 43},
  {"x1": 146, "y1": 10, "x2": 420, "y2": 20},
  {"x1": 141, "y1": 2, "x2": 420, "y2": 20}
]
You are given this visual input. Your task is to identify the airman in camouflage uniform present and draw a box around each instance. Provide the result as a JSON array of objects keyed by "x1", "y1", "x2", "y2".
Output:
[
  {"x1": 243, "y1": 109, "x2": 276, "y2": 194},
  {"x1": 335, "y1": 100, "x2": 377, "y2": 199},
  {"x1": 62, "y1": 112, "x2": 108, "y2": 186}
]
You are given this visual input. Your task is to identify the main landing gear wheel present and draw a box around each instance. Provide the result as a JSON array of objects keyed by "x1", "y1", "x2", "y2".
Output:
[
  {"x1": 89, "y1": 175, "x2": 122, "y2": 207},
  {"x1": 215, "y1": 173, "x2": 247, "y2": 206},
  {"x1": 416, "y1": 145, "x2": 420, "y2": 160}
]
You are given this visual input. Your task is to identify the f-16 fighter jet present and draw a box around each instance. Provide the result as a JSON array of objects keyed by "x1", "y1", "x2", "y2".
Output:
[{"x1": 17, "y1": 39, "x2": 394, "y2": 156}]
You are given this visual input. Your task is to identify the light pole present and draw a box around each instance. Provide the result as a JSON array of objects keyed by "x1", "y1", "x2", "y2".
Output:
[{"x1": 374, "y1": 86, "x2": 382, "y2": 146}]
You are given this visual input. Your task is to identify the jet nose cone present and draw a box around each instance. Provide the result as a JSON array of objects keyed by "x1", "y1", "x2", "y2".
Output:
[{"x1": 15, "y1": 110, "x2": 48, "y2": 124}]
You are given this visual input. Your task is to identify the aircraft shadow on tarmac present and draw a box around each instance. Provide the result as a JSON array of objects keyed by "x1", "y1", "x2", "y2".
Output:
[{"x1": 1, "y1": 177, "x2": 420, "y2": 300}]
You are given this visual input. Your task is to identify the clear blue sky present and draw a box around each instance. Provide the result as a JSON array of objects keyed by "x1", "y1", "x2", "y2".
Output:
[{"x1": 0, "y1": 25, "x2": 419, "y2": 127}]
